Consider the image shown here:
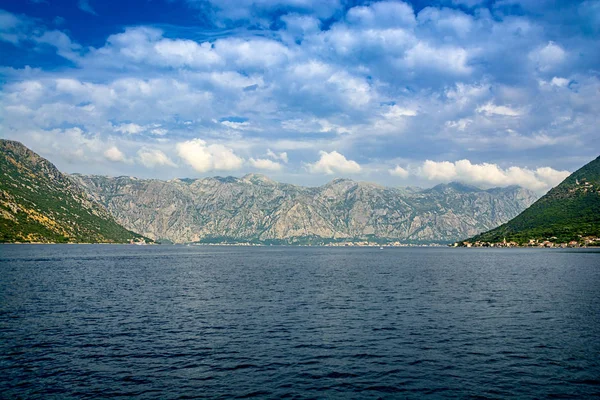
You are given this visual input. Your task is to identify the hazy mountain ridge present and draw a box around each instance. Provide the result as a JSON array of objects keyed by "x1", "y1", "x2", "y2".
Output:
[
  {"x1": 0, "y1": 140, "x2": 147, "y2": 243},
  {"x1": 467, "y1": 155, "x2": 600, "y2": 245},
  {"x1": 72, "y1": 173, "x2": 538, "y2": 244}
]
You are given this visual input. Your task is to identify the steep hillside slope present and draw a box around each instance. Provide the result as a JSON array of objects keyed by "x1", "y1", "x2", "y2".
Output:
[
  {"x1": 468, "y1": 155, "x2": 600, "y2": 244},
  {"x1": 0, "y1": 140, "x2": 146, "y2": 243}
]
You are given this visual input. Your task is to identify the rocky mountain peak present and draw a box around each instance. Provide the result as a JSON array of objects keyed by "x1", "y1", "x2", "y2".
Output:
[
  {"x1": 242, "y1": 173, "x2": 276, "y2": 185},
  {"x1": 430, "y1": 182, "x2": 481, "y2": 193}
]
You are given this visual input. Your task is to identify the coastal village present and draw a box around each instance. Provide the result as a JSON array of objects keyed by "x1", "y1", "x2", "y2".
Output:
[{"x1": 456, "y1": 236, "x2": 600, "y2": 248}]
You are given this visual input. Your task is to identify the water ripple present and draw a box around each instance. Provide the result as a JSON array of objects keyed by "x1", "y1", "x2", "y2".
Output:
[{"x1": 1, "y1": 245, "x2": 599, "y2": 399}]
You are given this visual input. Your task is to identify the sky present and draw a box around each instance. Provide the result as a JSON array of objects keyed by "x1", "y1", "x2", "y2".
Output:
[{"x1": 0, "y1": 0, "x2": 599, "y2": 193}]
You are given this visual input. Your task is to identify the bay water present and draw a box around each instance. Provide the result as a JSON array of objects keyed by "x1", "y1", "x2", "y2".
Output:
[{"x1": 1, "y1": 245, "x2": 599, "y2": 398}]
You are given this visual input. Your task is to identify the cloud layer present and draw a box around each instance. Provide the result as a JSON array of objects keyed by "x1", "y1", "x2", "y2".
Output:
[{"x1": 0, "y1": 1, "x2": 598, "y2": 192}]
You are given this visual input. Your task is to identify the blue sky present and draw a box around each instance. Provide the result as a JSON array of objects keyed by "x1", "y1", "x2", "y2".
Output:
[{"x1": 1, "y1": 0, "x2": 599, "y2": 192}]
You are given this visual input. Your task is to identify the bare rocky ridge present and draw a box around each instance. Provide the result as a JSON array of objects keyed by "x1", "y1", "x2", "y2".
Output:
[{"x1": 72, "y1": 173, "x2": 538, "y2": 244}]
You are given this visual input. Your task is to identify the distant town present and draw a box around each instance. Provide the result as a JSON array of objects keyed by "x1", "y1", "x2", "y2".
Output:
[{"x1": 456, "y1": 236, "x2": 600, "y2": 248}]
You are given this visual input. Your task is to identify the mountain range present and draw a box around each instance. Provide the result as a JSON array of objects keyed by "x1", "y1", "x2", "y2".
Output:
[
  {"x1": 1, "y1": 139, "x2": 547, "y2": 245},
  {"x1": 71, "y1": 173, "x2": 537, "y2": 244}
]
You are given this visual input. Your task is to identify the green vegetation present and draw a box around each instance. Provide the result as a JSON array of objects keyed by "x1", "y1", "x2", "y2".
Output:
[
  {"x1": 0, "y1": 139, "x2": 148, "y2": 243},
  {"x1": 468, "y1": 155, "x2": 600, "y2": 245}
]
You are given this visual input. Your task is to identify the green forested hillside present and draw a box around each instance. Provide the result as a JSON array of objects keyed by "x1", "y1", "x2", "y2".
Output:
[
  {"x1": 0, "y1": 139, "x2": 147, "y2": 243},
  {"x1": 468, "y1": 156, "x2": 600, "y2": 244}
]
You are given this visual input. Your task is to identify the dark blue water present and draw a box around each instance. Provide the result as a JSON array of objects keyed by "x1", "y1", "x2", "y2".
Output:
[{"x1": 1, "y1": 245, "x2": 599, "y2": 399}]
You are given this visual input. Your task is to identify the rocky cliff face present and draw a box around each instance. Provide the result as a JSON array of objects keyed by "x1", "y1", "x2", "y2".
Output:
[{"x1": 72, "y1": 173, "x2": 538, "y2": 244}]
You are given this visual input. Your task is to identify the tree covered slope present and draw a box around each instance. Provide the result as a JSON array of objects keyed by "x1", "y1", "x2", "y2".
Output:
[{"x1": 468, "y1": 155, "x2": 600, "y2": 244}]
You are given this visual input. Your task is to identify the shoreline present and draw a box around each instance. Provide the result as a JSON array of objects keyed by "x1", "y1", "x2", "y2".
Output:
[{"x1": 2, "y1": 242, "x2": 599, "y2": 249}]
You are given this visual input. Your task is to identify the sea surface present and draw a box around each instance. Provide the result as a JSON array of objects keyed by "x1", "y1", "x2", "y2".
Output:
[{"x1": 1, "y1": 245, "x2": 599, "y2": 399}]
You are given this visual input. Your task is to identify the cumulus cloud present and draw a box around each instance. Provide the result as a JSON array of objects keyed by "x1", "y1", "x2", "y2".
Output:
[
  {"x1": 92, "y1": 27, "x2": 221, "y2": 69},
  {"x1": 389, "y1": 165, "x2": 409, "y2": 178},
  {"x1": 420, "y1": 159, "x2": 570, "y2": 192},
  {"x1": 103, "y1": 146, "x2": 126, "y2": 162},
  {"x1": 529, "y1": 41, "x2": 566, "y2": 72},
  {"x1": 137, "y1": 149, "x2": 176, "y2": 168},
  {"x1": 308, "y1": 151, "x2": 361, "y2": 175},
  {"x1": 94, "y1": 27, "x2": 289, "y2": 71},
  {"x1": 534, "y1": 166, "x2": 571, "y2": 186},
  {"x1": 402, "y1": 42, "x2": 472, "y2": 75},
  {"x1": 176, "y1": 138, "x2": 243, "y2": 173},
  {"x1": 249, "y1": 158, "x2": 283, "y2": 171}
]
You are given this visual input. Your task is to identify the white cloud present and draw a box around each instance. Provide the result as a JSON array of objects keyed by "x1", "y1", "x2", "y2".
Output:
[
  {"x1": 137, "y1": 149, "x2": 176, "y2": 168},
  {"x1": 221, "y1": 120, "x2": 250, "y2": 130},
  {"x1": 249, "y1": 158, "x2": 283, "y2": 171},
  {"x1": 150, "y1": 127, "x2": 168, "y2": 135},
  {"x1": 103, "y1": 146, "x2": 126, "y2": 162},
  {"x1": 176, "y1": 138, "x2": 243, "y2": 173},
  {"x1": 417, "y1": 7, "x2": 474, "y2": 38},
  {"x1": 419, "y1": 159, "x2": 570, "y2": 192},
  {"x1": 445, "y1": 118, "x2": 473, "y2": 131},
  {"x1": 476, "y1": 102, "x2": 521, "y2": 116},
  {"x1": 326, "y1": 71, "x2": 373, "y2": 108},
  {"x1": 534, "y1": 166, "x2": 570, "y2": 187},
  {"x1": 114, "y1": 123, "x2": 144, "y2": 134},
  {"x1": 34, "y1": 31, "x2": 82, "y2": 61},
  {"x1": 389, "y1": 165, "x2": 409, "y2": 178},
  {"x1": 384, "y1": 105, "x2": 417, "y2": 118},
  {"x1": 346, "y1": 1, "x2": 416, "y2": 28},
  {"x1": 214, "y1": 38, "x2": 290, "y2": 69},
  {"x1": 529, "y1": 41, "x2": 566, "y2": 72},
  {"x1": 154, "y1": 38, "x2": 221, "y2": 68},
  {"x1": 95, "y1": 27, "x2": 221, "y2": 69},
  {"x1": 266, "y1": 149, "x2": 288, "y2": 163},
  {"x1": 421, "y1": 160, "x2": 457, "y2": 181},
  {"x1": 0, "y1": 4, "x2": 597, "y2": 185},
  {"x1": 550, "y1": 77, "x2": 570, "y2": 87},
  {"x1": 403, "y1": 42, "x2": 472, "y2": 75},
  {"x1": 308, "y1": 151, "x2": 361, "y2": 175}
]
